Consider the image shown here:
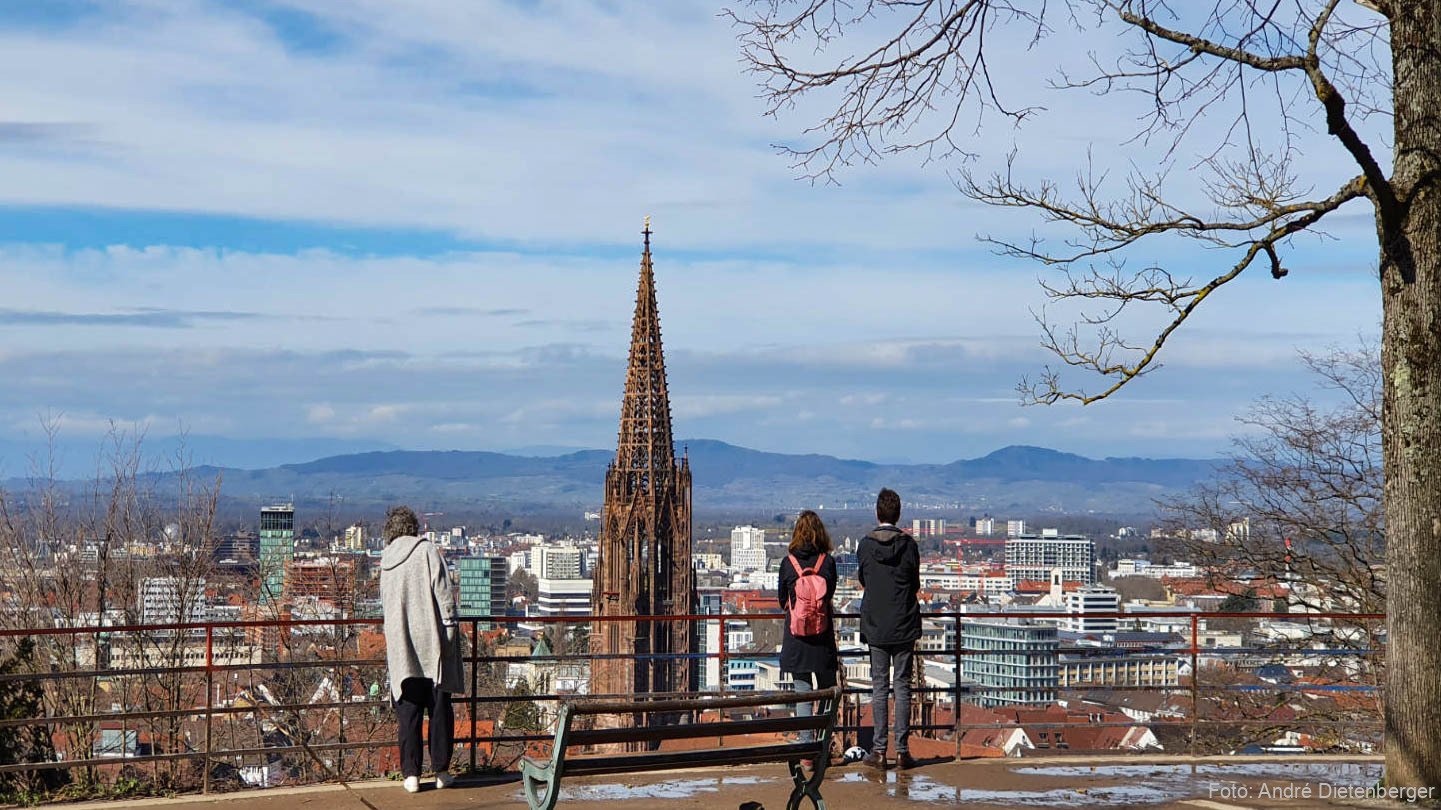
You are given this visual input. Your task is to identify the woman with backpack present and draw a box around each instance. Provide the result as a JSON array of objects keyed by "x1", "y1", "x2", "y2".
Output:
[{"x1": 778, "y1": 510, "x2": 839, "y2": 749}]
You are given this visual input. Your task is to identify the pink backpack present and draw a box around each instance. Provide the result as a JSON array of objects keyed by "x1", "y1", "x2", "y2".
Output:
[{"x1": 787, "y1": 553, "x2": 829, "y2": 637}]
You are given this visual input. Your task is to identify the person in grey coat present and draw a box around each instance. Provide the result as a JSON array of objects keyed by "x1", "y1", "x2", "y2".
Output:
[{"x1": 380, "y1": 506, "x2": 462, "y2": 792}]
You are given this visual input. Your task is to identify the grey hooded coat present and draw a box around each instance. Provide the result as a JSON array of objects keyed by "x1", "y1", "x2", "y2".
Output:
[{"x1": 380, "y1": 535, "x2": 463, "y2": 700}]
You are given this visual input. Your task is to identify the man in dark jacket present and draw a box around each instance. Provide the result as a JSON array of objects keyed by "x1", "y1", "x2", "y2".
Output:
[{"x1": 857, "y1": 488, "x2": 920, "y2": 769}]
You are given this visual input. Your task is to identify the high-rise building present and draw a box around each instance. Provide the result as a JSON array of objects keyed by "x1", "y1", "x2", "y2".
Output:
[
  {"x1": 962, "y1": 619, "x2": 1059, "y2": 708},
  {"x1": 258, "y1": 504, "x2": 295, "y2": 606},
  {"x1": 911, "y1": 518, "x2": 946, "y2": 538},
  {"x1": 730, "y1": 526, "x2": 767, "y2": 572},
  {"x1": 214, "y1": 531, "x2": 257, "y2": 561},
  {"x1": 1005, "y1": 534, "x2": 1096, "y2": 585},
  {"x1": 459, "y1": 555, "x2": 509, "y2": 628},
  {"x1": 139, "y1": 576, "x2": 208, "y2": 626},
  {"x1": 1062, "y1": 584, "x2": 1121, "y2": 634},
  {"x1": 537, "y1": 578, "x2": 594, "y2": 618},
  {"x1": 530, "y1": 544, "x2": 584, "y2": 580},
  {"x1": 592, "y1": 222, "x2": 697, "y2": 711}
]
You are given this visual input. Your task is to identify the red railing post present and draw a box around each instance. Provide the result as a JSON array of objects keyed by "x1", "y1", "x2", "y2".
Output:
[
  {"x1": 470, "y1": 618, "x2": 478, "y2": 774},
  {"x1": 953, "y1": 611, "x2": 964, "y2": 758},
  {"x1": 202, "y1": 624, "x2": 214, "y2": 794},
  {"x1": 1189, "y1": 613, "x2": 1200, "y2": 757}
]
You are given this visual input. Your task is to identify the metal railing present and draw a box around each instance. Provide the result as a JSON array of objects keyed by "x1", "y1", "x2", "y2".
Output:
[{"x1": 0, "y1": 608, "x2": 1385, "y2": 794}]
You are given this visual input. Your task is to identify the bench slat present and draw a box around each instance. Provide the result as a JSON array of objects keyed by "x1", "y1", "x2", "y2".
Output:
[
  {"x1": 568, "y1": 687, "x2": 839, "y2": 717},
  {"x1": 568, "y1": 715, "x2": 827, "y2": 748},
  {"x1": 562, "y1": 742, "x2": 820, "y2": 777}
]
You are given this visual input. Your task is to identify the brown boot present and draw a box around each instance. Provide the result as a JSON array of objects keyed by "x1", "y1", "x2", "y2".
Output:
[{"x1": 861, "y1": 751, "x2": 887, "y2": 770}]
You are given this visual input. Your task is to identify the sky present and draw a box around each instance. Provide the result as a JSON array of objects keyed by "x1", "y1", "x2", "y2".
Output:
[{"x1": 0, "y1": 0, "x2": 1388, "y2": 471}]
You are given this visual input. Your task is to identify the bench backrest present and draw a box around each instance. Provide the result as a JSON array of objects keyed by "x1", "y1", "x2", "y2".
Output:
[{"x1": 544, "y1": 686, "x2": 842, "y2": 761}]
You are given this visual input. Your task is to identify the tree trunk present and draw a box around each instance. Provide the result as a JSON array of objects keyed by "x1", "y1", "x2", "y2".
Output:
[{"x1": 1382, "y1": 6, "x2": 1441, "y2": 792}]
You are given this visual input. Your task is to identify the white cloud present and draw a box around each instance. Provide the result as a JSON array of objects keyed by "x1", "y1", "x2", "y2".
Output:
[{"x1": 0, "y1": 2, "x2": 1390, "y2": 462}]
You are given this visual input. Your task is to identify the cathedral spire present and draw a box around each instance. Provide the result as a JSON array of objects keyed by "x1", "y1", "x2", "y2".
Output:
[
  {"x1": 614, "y1": 218, "x2": 675, "y2": 476},
  {"x1": 593, "y1": 219, "x2": 696, "y2": 714}
]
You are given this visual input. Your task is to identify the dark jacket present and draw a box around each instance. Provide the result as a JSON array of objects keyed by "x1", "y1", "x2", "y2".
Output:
[
  {"x1": 776, "y1": 547, "x2": 838, "y2": 675},
  {"x1": 857, "y1": 524, "x2": 921, "y2": 647}
]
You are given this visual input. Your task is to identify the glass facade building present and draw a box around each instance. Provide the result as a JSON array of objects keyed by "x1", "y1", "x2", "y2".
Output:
[
  {"x1": 962, "y1": 619, "x2": 1060, "y2": 707},
  {"x1": 458, "y1": 555, "x2": 508, "y2": 628},
  {"x1": 258, "y1": 505, "x2": 295, "y2": 607}
]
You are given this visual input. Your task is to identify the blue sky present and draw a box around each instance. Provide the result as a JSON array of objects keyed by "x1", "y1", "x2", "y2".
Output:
[{"x1": 0, "y1": 0, "x2": 1385, "y2": 471}]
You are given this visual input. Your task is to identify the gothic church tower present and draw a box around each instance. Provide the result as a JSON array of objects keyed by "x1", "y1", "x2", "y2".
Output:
[{"x1": 591, "y1": 220, "x2": 696, "y2": 705}]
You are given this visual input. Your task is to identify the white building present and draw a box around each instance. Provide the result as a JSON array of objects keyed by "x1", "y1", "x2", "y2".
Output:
[
  {"x1": 530, "y1": 544, "x2": 584, "y2": 580},
  {"x1": 1006, "y1": 535, "x2": 1096, "y2": 585},
  {"x1": 1063, "y1": 585, "x2": 1121, "y2": 633},
  {"x1": 535, "y1": 578, "x2": 592, "y2": 618},
  {"x1": 911, "y1": 518, "x2": 946, "y2": 538},
  {"x1": 1108, "y1": 559, "x2": 1200, "y2": 580},
  {"x1": 139, "y1": 577, "x2": 208, "y2": 626},
  {"x1": 739, "y1": 570, "x2": 779, "y2": 591},
  {"x1": 508, "y1": 550, "x2": 530, "y2": 574},
  {"x1": 920, "y1": 570, "x2": 963, "y2": 590},
  {"x1": 694, "y1": 552, "x2": 726, "y2": 571},
  {"x1": 960, "y1": 572, "x2": 1014, "y2": 595},
  {"x1": 754, "y1": 660, "x2": 795, "y2": 691},
  {"x1": 731, "y1": 526, "x2": 767, "y2": 572}
]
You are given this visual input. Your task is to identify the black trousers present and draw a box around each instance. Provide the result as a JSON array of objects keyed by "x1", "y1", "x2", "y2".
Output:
[{"x1": 395, "y1": 677, "x2": 453, "y2": 777}]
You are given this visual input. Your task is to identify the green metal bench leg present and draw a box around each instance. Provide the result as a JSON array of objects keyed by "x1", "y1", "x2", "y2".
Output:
[
  {"x1": 522, "y1": 767, "x2": 561, "y2": 810},
  {"x1": 785, "y1": 759, "x2": 827, "y2": 810}
]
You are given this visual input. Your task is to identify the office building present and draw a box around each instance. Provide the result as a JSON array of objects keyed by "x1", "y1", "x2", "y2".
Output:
[
  {"x1": 258, "y1": 504, "x2": 295, "y2": 606},
  {"x1": 530, "y1": 544, "x2": 584, "y2": 580},
  {"x1": 537, "y1": 577, "x2": 593, "y2": 618},
  {"x1": 1005, "y1": 534, "x2": 1096, "y2": 585},
  {"x1": 459, "y1": 555, "x2": 509, "y2": 627},
  {"x1": 139, "y1": 577, "x2": 208, "y2": 626},
  {"x1": 1062, "y1": 584, "x2": 1121, "y2": 633},
  {"x1": 730, "y1": 526, "x2": 767, "y2": 572},
  {"x1": 962, "y1": 619, "x2": 1059, "y2": 708},
  {"x1": 911, "y1": 518, "x2": 946, "y2": 538},
  {"x1": 1059, "y1": 651, "x2": 1180, "y2": 688}
]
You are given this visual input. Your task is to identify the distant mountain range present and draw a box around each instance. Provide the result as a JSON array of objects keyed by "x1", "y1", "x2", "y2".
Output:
[{"x1": 144, "y1": 440, "x2": 1221, "y2": 515}]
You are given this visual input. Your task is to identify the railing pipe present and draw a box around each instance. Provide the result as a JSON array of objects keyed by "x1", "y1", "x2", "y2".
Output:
[
  {"x1": 470, "y1": 618, "x2": 479, "y2": 774},
  {"x1": 1190, "y1": 613, "x2": 1200, "y2": 758},
  {"x1": 203, "y1": 624, "x2": 214, "y2": 794}
]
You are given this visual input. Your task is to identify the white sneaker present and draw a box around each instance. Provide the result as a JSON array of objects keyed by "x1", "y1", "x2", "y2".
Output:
[
  {"x1": 435, "y1": 772, "x2": 455, "y2": 789},
  {"x1": 403, "y1": 776, "x2": 420, "y2": 793}
]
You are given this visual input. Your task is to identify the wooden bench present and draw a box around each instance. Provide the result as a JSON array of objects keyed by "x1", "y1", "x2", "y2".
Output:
[{"x1": 521, "y1": 686, "x2": 842, "y2": 810}]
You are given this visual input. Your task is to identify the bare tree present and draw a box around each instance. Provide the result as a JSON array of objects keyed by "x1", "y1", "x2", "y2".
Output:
[
  {"x1": 731, "y1": 0, "x2": 1438, "y2": 788},
  {"x1": 1161, "y1": 345, "x2": 1385, "y2": 746},
  {"x1": 1162, "y1": 345, "x2": 1382, "y2": 616}
]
